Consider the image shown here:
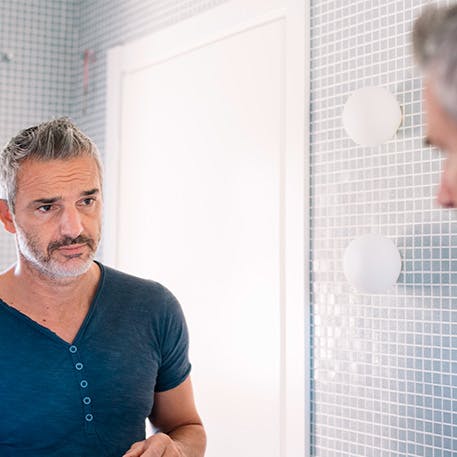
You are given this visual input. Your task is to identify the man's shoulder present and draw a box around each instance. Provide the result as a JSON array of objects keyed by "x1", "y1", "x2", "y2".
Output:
[
  {"x1": 99, "y1": 263, "x2": 178, "y2": 311},
  {"x1": 101, "y1": 263, "x2": 160, "y2": 288}
]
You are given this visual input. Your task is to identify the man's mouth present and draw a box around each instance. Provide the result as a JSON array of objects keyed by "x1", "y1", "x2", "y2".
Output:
[
  {"x1": 48, "y1": 236, "x2": 95, "y2": 256},
  {"x1": 57, "y1": 243, "x2": 87, "y2": 252}
]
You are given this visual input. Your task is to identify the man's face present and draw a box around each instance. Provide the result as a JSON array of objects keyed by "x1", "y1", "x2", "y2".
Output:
[
  {"x1": 11, "y1": 155, "x2": 102, "y2": 279},
  {"x1": 424, "y1": 81, "x2": 457, "y2": 208}
]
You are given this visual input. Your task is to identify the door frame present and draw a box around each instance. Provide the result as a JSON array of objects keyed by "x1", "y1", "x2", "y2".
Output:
[{"x1": 104, "y1": 1, "x2": 309, "y2": 455}]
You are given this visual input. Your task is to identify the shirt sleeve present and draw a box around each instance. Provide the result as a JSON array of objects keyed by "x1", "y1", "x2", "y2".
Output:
[{"x1": 154, "y1": 286, "x2": 192, "y2": 392}]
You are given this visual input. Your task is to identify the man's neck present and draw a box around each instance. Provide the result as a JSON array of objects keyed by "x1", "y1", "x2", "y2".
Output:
[{"x1": 1, "y1": 259, "x2": 101, "y2": 319}]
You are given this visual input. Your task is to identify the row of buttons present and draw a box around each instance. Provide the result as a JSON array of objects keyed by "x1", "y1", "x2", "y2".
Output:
[{"x1": 69, "y1": 345, "x2": 93, "y2": 423}]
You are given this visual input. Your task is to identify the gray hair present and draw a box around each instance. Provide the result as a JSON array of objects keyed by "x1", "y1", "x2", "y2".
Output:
[
  {"x1": 413, "y1": 4, "x2": 457, "y2": 121},
  {"x1": 0, "y1": 117, "x2": 102, "y2": 211}
]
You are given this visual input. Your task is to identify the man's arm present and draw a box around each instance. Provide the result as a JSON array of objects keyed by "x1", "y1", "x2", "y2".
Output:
[{"x1": 122, "y1": 376, "x2": 206, "y2": 457}]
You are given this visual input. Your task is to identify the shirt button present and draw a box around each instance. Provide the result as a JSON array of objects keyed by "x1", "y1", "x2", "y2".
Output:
[
  {"x1": 83, "y1": 396, "x2": 91, "y2": 405},
  {"x1": 85, "y1": 414, "x2": 93, "y2": 422},
  {"x1": 80, "y1": 380, "x2": 88, "y2": 388},
  {"x1": 69, "y1": 345, "x2": 78, "y2": 353},
  {"x1": 75, "y1": 362, "x2": 84, "y2": 370}
]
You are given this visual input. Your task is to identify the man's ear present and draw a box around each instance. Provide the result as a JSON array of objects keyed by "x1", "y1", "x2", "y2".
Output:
[{"x1": 0, "y1": 200, "x2": 16, "y2": 234}]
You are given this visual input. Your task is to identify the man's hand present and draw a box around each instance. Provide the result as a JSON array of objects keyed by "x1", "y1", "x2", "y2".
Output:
[{"x1": 123, "y1": 433, "x2": 184, "y2": 457}]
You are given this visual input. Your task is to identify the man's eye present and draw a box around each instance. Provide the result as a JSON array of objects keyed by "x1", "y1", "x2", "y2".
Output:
[
  {"x1": 37, "y1": 204, "x2": 53, "y2": 213},
  {"x1": 81, "y1": 198, "x2": 95, "y2": 206}
]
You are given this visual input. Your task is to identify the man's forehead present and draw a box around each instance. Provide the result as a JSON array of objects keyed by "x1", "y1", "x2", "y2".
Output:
[{"x1": 16, "y1": 156, "x2": 101, "y2": 196}]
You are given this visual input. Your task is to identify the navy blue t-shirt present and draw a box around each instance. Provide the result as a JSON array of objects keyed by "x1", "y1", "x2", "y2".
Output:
[{"x1": 0, "y1": 263, "x2": 191, "y2": 457}]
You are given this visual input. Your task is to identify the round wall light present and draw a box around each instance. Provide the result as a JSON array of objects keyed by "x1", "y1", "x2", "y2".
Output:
[
  {"x1": 342, "y1": 86, "x2": 402, "y2": 146},
  {"x1": 343, "y1": 234, "x2": 402, "y2": 294}
]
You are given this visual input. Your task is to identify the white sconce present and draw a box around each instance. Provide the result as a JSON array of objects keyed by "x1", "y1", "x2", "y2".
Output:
[
  {"x1": 343, "y1": 234, "x2": 402, "y2": 294},
  {"x1": 342, "y1": 87, "x2": 402, "y2": 146}
]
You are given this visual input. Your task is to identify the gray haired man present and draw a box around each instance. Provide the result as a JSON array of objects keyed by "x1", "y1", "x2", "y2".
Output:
[{"x1": 0, "y1": 118, "x2": 206, "y2": 457}]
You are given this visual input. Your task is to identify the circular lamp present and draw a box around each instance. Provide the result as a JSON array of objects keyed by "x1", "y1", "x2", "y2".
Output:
[
  {"x1": 343, "y1": 234, "x2": 402, "y2": 294},
  {"x1": 342, "y1": 87, "x2": 402, "y2": 146}
]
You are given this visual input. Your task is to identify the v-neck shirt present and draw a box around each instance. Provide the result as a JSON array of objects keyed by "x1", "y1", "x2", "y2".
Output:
[{"x1": 0, "y1": 262, "x2": 191, "y2": 457}]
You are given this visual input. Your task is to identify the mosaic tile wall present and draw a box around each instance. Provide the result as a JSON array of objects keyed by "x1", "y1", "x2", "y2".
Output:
[{"x1": 310, "y1": 1, "x2": 457, "y2": 456}]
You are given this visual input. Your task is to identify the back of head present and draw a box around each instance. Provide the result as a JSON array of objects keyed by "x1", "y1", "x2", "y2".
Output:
[
  {"x1": 413, "y1": 4, "x2": 457, "y2": 121},
  {"x1": 0, "y1": 117, "x2": 102, "y2": 211}
]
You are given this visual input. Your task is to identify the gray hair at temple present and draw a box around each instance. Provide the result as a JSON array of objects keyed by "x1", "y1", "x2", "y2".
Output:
[
  {"x1": 0, "y1": 117, "x2": 103, "y2": 211},
  {"x1": 413, "y1": 4, "x2": 457, "y2": 121}
]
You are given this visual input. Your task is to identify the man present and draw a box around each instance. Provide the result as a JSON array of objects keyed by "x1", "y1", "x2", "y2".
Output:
[
  {"x1": 0, "y1": 118, "x2": 206, "y2": 457},
  {"x1": 413, "y1": 4, "x2": 457, "y2": 208}
]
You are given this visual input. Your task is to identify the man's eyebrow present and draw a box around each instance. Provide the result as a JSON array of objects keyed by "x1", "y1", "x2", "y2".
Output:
[
  {"x1": 31, "y1": 196, "x2": 61, "y2": 205},
  {"x1": 81, "y1": 188, "x2": 100, "y2": 197},
  {"x1": 30, "y1": 189, "x2": 100, "y2": 206}
]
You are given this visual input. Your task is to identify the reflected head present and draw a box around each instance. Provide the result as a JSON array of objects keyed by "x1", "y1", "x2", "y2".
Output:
[{"x1": 0, "y1": 117, "x2": 102, "y2": 212}]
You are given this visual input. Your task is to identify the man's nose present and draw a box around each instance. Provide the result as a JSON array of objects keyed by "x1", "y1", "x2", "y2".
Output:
[
  {"x1": 59, "y1": 207, "x2": 83, "y2": 238},
  {"x1": 437, "y1": 168, "x2": 455, "y2": 208}
]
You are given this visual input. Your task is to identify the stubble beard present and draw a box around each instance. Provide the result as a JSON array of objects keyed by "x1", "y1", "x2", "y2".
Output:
[{"x1": 15, "y1": 226, "x2": 99, "y2": 280}]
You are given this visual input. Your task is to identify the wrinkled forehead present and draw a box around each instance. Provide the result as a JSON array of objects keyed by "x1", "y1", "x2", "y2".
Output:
[{"x1": 15, "y1": 156, "x2": 102, "y2": 199}]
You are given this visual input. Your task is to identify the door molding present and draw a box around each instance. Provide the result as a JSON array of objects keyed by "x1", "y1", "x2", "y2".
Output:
[{"x1": 104, "y1": 1, "x2": 309, "y2": 455}]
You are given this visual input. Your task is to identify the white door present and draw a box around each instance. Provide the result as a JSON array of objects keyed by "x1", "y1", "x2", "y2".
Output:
[{"x1": 104, "y1": 1, "x2": 308, "y2": 456}]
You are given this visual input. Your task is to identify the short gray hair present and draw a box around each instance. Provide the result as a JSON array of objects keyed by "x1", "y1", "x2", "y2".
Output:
[
  {"x1": 413, "y1": 4, "x2": 457, "y2": 121},
  {"x1": 0, "y1": 117, "x2": 102, "y2": 211}
]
